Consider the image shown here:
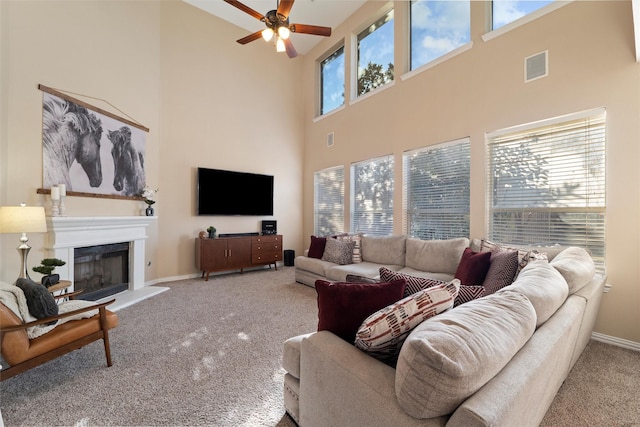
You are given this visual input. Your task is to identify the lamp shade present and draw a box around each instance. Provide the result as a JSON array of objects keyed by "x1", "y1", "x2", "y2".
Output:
[{"x1": 0, "y1": 206, "x2": 47, "y2": 234}]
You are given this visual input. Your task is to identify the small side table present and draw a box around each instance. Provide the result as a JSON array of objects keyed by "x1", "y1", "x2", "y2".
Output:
[{"x1": 47, "y1": 280, "x2": 72, "y2": 302}]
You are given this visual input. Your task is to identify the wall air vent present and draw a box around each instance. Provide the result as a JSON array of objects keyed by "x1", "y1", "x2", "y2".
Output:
[
  {"x1": 525, "y1": 50, "x2": 548, "y2": 83},
  {"x1": 327, "y1": 132, "x2": 335, "y2": 147}
]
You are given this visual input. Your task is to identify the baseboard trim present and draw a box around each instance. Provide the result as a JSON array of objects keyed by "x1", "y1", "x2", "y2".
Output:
[{"x1": 592, "y1": 332, "x2": 640, "y2": 351}]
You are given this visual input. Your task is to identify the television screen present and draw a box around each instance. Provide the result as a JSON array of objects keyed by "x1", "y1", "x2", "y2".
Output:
[{"x1": 197, "y1": 167, "x2": 274, "y2": 216}]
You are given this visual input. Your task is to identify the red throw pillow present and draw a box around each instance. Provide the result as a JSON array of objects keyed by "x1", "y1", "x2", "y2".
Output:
[
  {"x1": 454, "y1": 248, "x2": 492, "y2": 285},
  {"x1": 315, "y1": 279, "x2": 406, "y2": 343},
  {"x1": 308, "y1": 236, "x2": 327, "y2": 259}
]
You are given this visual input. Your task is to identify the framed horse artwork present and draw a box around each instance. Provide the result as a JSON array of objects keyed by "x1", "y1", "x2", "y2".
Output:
[{"x1": 39, "y1": 84, "x2": 149, "y2": 200}]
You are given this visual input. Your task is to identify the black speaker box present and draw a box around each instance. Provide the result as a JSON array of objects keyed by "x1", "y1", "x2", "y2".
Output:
[{"x1": 261, "y1": 220, "x2": 277, "y2": 235}]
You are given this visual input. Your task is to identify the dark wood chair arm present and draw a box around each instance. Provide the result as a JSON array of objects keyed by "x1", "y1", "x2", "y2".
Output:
[
  {"x1": 1, "y1": 299, "x2": 115, "y2": 332},
  {"x1": 52, "y1": 290, "x2": 84, "y2": 300}
]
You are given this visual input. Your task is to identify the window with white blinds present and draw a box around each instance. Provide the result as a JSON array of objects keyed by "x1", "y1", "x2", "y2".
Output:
[
  {"x1": 486, "y1": 109, "x2": 606, "y2": 272},
  {"x1": 403, "y1": 139, "x2": 470, "y2": 240},
  {"x1": 351, "y1": 155, "x2": 394, "y2": 235},
  {"x1": 314, "y1": 166, "x2": 344, "y2": 236}
]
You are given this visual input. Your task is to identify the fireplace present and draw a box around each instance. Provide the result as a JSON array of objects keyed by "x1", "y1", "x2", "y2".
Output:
[
  {"x1": 74, "y1": 242, "x2": 130, "y2": 301},
  {"x1": 45, "y1": 216, "x2": 155, "y2": 296}
]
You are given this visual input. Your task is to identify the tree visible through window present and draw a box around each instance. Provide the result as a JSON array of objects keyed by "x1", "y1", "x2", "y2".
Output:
[
  {"x1": 492, "y1": 0, "x2": 554, "y2": 30},
  {"x1": 351, "y1": 156, "x2": 394, "y2": 235},
  {"x1": 314, "y1": 166, "x2": 344, "y2": 236},
  {"x1": 357, "y1": 9, "x2": 394, "y2": 97},
  {"x1": 320, "y1": 46, "x2": 345, "y2": 115},
  {"x1": 404, "y1": 139, "x2": 470, "y2": 240},
  {"x1": 410, "y1": 0, "x2": 470, "y2": 70},
  {"x1": 487, "y1": 110, "x2": 606, "y2": 272}
]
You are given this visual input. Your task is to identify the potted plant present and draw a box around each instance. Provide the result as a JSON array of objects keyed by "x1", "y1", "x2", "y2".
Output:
[
  {"x1": 207, "y1": 226, "x2": 217, "y2": 239},
  {"x1": 32, "y1": 258, "x2": 66, "y2": 287}
]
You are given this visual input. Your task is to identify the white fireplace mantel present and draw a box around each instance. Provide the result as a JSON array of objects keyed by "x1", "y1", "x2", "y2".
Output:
[{"x1": 45, "y1": 216, "x2": 156, "y2": 293}]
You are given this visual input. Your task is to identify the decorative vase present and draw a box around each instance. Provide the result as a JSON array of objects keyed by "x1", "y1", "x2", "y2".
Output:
[{"x1": 145, "y1": 206, "x2": 154, "y2": 216}]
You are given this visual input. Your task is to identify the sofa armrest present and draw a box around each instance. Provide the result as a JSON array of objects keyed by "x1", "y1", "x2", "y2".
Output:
[{"x1": 299, "y1": 331, "x2": 445, "y2": 427}]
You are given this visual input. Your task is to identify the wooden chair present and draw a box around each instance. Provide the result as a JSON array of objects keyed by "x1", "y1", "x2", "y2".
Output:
[{"x1": 0, "y1": 291, "x2": 119, "y2": 381}]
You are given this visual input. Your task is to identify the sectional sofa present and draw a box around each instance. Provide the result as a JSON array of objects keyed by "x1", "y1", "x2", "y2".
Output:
[{"x1": 285, "y1": 235, "x2": 605, "y2": 426}]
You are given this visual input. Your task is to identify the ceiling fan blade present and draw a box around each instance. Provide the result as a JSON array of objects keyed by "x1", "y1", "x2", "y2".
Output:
[
  {"x1": 237, "y1": 30, "x2": 263, "y2": 45},
  {"x1": 284, "y1": 38, "x2": 298, "y2": 58},
  {"x1": 290, "y1": 24, "x2": 332, "y2": 37},
  {"x1": 277, "y1": 0, "x2": 295, "y2": 19},
  {"x1": 223, "y1": 0, "x2": 264, "y2": 21}
]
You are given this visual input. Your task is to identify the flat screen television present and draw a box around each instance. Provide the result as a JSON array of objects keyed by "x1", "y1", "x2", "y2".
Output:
[{"x1": 197, "y1": 167, "x2": 274, "y2": 216}]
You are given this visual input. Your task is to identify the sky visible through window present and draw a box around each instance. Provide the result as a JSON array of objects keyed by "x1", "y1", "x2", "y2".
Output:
[
  {"x1": 321, "y1": 47, "x2": 344, "y2": 115},
  {"x1": 357, "y1": 9, "x2": 394, "y2": 96},
  {"x1": 493, "y1": 0, "x2": 554, "y2": 30},
  {"x1": 411, "y1": 1, "x2": 470, "y2": 70}
]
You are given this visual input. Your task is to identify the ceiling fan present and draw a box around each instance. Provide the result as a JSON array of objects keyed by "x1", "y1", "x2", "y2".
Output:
[{"x1": 224, "y1": 0, "x2": 332, "y2": 58}]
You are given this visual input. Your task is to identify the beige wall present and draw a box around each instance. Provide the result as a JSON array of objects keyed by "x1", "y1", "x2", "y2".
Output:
[
  {"x1": 0, "y1": 1, "x2": 303, "y2": 282},
  {"x1": 301, "y1": 1, "x2": 640, "y2": 344},
  {"x1": 1, "y1": 0, "x2": 638, "y2": 345}
]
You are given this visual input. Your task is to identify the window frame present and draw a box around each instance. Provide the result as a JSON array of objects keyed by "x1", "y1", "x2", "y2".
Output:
[
  {"x1": 350, "y1": 154, "x2": 395, "y2": 236},
  {"x1": 319, "y1": 43, "x2": 346, "y2": 117},
  {"x1": 352, "y1": 7, "x2": 396, "y2": 101},
  {"x1": 486, "y1": 108, "x2": 606, "y2": 272},
  {"x1": 482, "y1": 1, "x2": 571, "y2": 42},
  {"x1": 313, "y1": 165, "x2": 345, "y2": 236},
  {"x1": 403, "y1": 138, "x2": 471, "y2": 240}
]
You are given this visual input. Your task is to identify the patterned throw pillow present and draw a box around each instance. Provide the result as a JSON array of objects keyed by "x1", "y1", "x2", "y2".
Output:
[
  {"x1": 379, "y1": 267, "x2": 446, "y2": 297},
  {"x1": 482, "y1": 249, "x2": 519, "y2": 294},
  {"x1": 480, "y1": 239, "x2": 548, "y2": 279},
  {"x1": 354, "y1": 279, "x2": 460, "y2": 365},
  {"x1": 321, "y1": 238, "x2": 355, "y2": 265},
  {"x1": 315, "y1": 279, "x2": 406, "y2": 343},
  {"x1": 336, "y1": 233, "x2": 363, "y2": 263},
  {"x1": 455, "y1": 285, "x2": 485, "y2": 306}
]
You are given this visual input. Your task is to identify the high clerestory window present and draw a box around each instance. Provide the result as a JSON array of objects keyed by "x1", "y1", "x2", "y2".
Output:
[
  {"x1": 357, "y1": 9, "x2": 395, "y2": 97},
  {"x1": 351, "y1": 155, "x2": 394, "y2": 235},
  {"x1": 314, "y1": 166, "x2": 345, "y2": 236},
  {"x1": 486, "y1": 109, "x2": 606, "y2": 272},
  {"x1": 492, "y1": 0, "x2": 555, "y2": 30},
  {"x1": 403, "y1": 138, "x2": 470, "y2": 239},
  {"x1": 320, "y1": 45, "x2": 345, "y2": 115},
  {"x1": 410, "y1": 0, "x2": 470, "y2": 71}
]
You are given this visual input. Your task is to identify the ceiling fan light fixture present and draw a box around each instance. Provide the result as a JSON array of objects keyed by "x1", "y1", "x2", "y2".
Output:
[
  {"x1": 276, "y1": 37, "x2": 286, "y2": 52},
  {"x1": 278, "y1": 26, "x2": 290, "y2": 40},
  {"x1": 262, "y1": 28, "x2": 274, "y2": 42}
]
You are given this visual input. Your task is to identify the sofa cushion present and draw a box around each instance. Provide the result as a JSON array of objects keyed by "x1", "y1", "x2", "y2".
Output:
[
  {"x1": 294, "y1": 256, "x2": 336, "y2": 276},
  {"x1": 307, "y1": 236, "x2": 327, "y2": 259},
  {"x1": 405, "y1": 237, "x2": 469, "y2": 275},
  {"x1": 395, "y1": 290, "x2": 536, "y2": 419},
  {"x1": 454, "y1": 248, "x2": 492, "y2": 285},
  {"x1": 482, "y1": 249, "x2": 519, "y2": 294},
  {"x1": 15, "y1": 278, "x2": 58, "y2": 323},
  {"x1": 325, "y1": 262, "x2": 403, "y2": 283},
  {"x1": 549, "y1": 247, "x2": 596, "y2": 294},
  {"x1": 321, "y1": 238, "x2": 355, "y2": 265},
  {"x1": 336, "y1": 233, "x2": 363, "y2": 263},
  {"x1": 354, "y1": 279, "x2": 459, "y2": 365},
  {"x1": 315, "y1": 279, "x2": 406, "y2": 343},
  {"x1": 501, "y1": 260, "x2": 569, "y2": 327},
  {"x1": 361, "y1": 235, "x2": 407, "y2": 265}
]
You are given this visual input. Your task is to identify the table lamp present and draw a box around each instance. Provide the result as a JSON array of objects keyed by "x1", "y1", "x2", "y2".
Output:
[{"x1": 0, "y1": 204, "x2": 48, "y2": 280}]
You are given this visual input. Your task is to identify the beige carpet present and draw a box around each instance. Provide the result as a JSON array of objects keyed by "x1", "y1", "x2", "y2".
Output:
[{"x1": 1, "y1": 268, "x2": 638, "y2": 426}]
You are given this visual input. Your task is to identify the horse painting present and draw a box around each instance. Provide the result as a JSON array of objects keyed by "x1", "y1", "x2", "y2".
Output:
[
  {"x1": 107, "y1": 126, "x2": 145, "y2": 196},
  {"x1": 42, "y1": 97, "x2": 103, "y2": 190}
]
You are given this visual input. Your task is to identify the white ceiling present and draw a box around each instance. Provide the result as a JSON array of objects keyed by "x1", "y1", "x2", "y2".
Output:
[{"x1": 183, "y1": 0, "x2": 367, "y2": 56}]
